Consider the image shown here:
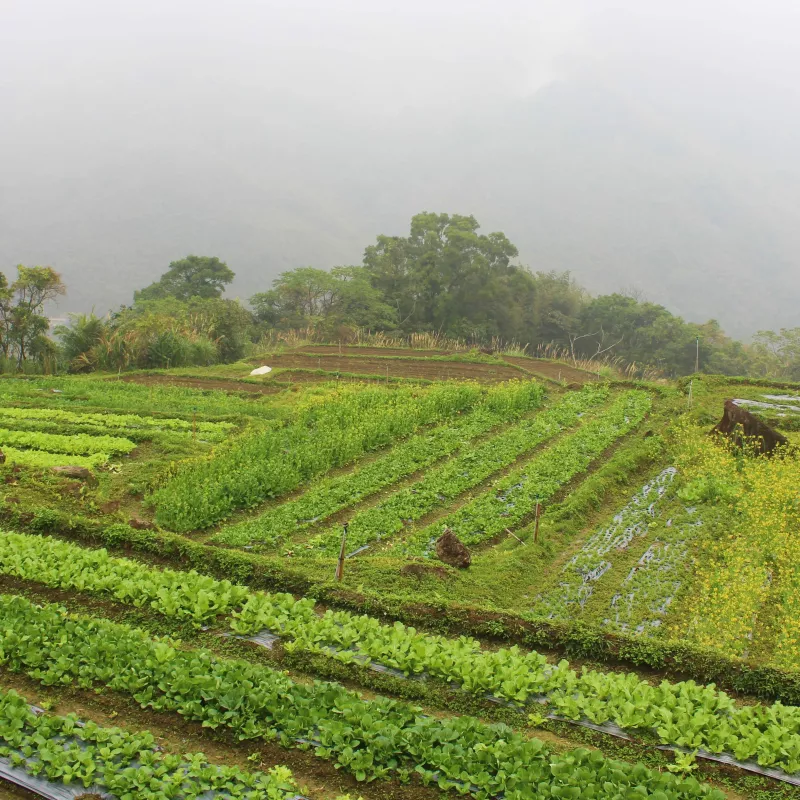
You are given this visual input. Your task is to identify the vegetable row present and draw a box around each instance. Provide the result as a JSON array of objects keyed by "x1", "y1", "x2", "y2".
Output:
[
  {"x1": 3, "y1": 531, "x2": 800, "y2": 774},
  {"x1": 0, "y1": 688, "x2": 300, "y2": 799},
  {"x1": 0, "y1": 415, "x2": 220, "y2": 447},
  {"x1": 603, "y1": 504, "x2": 702, "y2": 636},
  {"x1": 397, "y1": 389, "x2": 652, "y2": 555},
  {"x1": 0, "y1": 531, "x2": 249, "y2": 626},
  {"x1": 0, "y1": 446, "x2": 108, "y2": 469},
  {"x1": 0, "y1": 427, "x2": 136, "y2": 456},
  {"x1": 213, "y1": 380, "x2": 545, "y2": 548},
  {"x1": 306, "y1": 385, "x2": 610, "y2": 556},
  {"x1": 0, "y1": 594, "x2": 724, "y2": 800},
  {"x1": 232, "y1": 593, "x2": 800, "y2": 774},
  {"x1": 150, "y1": 382, "x2": 491, "y2": 531},
  {"x1": 0, "y1": 405, "x2": 235, "y2": 440},
  {"x1": 0, "y1": 375, "x2": 281, "y2": 418}
]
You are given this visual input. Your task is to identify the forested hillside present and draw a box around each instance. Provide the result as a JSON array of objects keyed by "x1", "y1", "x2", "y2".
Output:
[{"x1": 3, "y1": 79, "x2": 799, "y2": 337}]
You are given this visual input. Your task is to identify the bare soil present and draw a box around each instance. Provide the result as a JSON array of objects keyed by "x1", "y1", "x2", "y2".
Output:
[
  {"x1": 298, "y1": 345, "x2": 452, "y2": 357},
  {"x1": 272, "y1": 370, "x2": 360, "y2": 384},
  {"x1": 0, "y1": 781, "x2": 38, "y2": 799},
  {"x1": 250, "y1": 353, "x2": 522, "y2": 383}
]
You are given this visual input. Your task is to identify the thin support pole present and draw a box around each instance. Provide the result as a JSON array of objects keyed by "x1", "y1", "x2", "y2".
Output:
[
  {"x1": 335, "y1": 523, "x2": 349, "y2": 582},
  {"x1": 505, "y1": 528, "x2": 524, "y2": 545}
]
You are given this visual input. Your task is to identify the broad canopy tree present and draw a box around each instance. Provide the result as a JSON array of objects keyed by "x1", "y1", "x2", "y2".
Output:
[
  {"x1": 572, "y1": 294, "x2": 751, "y2": 376},
  {"x1": 250, "y1": 212, "x2": 757, "y2": 377},
  {"x1": 136, "y1": 255, "x2": 235, "y2": 302},
  {"x1": 363, "y1": 212, "x2": 537, "y2": 341},
  {"x1": 749, "y1": 328, "x2": 800, "y2": 380},
  {"x1": 251, "y1": 266, "x2": 396, "y2": 334}
]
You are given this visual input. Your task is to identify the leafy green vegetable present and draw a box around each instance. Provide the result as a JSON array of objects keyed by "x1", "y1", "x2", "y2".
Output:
[
  {"x1": 307, "y1": 385, "x2": 611, "y2": 556},
  {"x1": 0, "y1": 595, "x2": 726, "y2": 800},
  {"x1": 215, "y1": 380, "x2": 545, "y2": 548},
  {"x1": 151, "y1": 381, "x2": 487, "y2": 530},
  {"x1": 3, "y1": 530, "x2": 799, "y2": 775},
  {"x1": 0, "y1": 404, "x2": 234, "y2": 440},
  {"x1": 0, "y1": 687, "x2": 299, "y2": 799},
  {"x1": 0, "y1": 446, "x2": 108, "y2": 469},
  {"x1": 400, "y1": 389, "x2": 652, "y2": 553},
  {"x1": 0, "y1": 426, "x2": 136, "y2": 456},
  {"x1": 0, "y1": 532, "x2": 248, "y2": 626}
]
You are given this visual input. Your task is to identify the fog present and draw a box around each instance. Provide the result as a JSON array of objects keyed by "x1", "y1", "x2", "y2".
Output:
[{"x1": 2, "y1": 0, "x2": 799, "y2": 335}]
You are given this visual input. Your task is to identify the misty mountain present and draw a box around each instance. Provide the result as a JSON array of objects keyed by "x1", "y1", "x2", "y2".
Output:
[{"x1": 2, "y1": 76, "x2": 798, "y2": 338}]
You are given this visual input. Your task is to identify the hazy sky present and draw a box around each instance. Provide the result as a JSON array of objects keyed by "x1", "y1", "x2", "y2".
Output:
[
  {"x1": 2, "y1": 1, "x2": 799, "y2": 333},
  {"x1": 7, "y1": 2, "x2": 798, "y2": 113}
]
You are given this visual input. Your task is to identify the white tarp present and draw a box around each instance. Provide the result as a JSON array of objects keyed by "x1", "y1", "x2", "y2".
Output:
[{"x1": 249, "y1": 365, "x2": 273, "y2": 376}]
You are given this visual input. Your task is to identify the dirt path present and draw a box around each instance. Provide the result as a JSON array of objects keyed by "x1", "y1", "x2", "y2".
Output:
[{"x1": 503, "y1": 356, "x2": 598, "y2": 384}]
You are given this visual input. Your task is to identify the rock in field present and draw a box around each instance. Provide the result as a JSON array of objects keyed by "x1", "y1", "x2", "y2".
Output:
[
  {"x1": 129, "y1": 516, "x2": 157, "y2": 531},
  {"x1": 50, "y1": 466, "x2": 95, "y2": 481}
]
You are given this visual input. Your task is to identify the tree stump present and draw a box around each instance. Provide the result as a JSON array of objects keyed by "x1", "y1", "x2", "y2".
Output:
[
  {"x1": 712, "y1": 400, "x2": 789, "y2": 455},
  {"x1": 435, "y1": 529, "x2": 471, "y2": 568}
]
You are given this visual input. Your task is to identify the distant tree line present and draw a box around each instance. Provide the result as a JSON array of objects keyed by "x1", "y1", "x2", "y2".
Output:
[{"x1": 7, "y1": 212, "x2": 800, "y2": 380}]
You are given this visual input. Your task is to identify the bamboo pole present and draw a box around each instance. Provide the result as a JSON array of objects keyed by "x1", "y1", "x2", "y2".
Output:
[{"x1": 335, "y1": 523, "x2": 348, "y2": 582}]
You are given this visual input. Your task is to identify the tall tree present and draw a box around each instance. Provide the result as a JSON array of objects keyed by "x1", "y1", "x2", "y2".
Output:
[
  {"x1": 0, "y1": 265, "x2": 66, "y2": 365},
  {"x1": 573, "y1": 293, "x2": 752, "y2": 376},
  {"x1": 750, "y1": 329, "x2": 800, "y2": 380},
  {"x1": 251, "y1": 266, "x2": 396, "y2": 333},
  {"x1": 363, "y1": 212, "x2": 534, "y2": 340},
  {"x1": 136, "y1": 255, "x2": 235, "y2": 301},
  {"x1": 527, "y1": 271, "x2": 586, "y2": 346}
]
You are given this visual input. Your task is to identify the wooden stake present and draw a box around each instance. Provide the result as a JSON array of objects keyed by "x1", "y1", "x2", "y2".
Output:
[
  {"x1": 505, "y1": 528, "x2": 524, "y2": 545},
  {"x1": 335, "y1": 523, "x2": 348, "y2": 582},
  {"x1": 533, "y1": 502, "x2": 542, "y2": 543}
]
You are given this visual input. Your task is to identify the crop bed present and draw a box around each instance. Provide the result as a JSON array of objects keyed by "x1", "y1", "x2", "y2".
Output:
[
  {"x1": 250, "y1": 352, "x2": 525, "y2": 382},
  {"x1": 2, "y1": 530, "x2": 800, "y2": 784},
  {"x1": 308, "y1": 385, "x2": 614, "y2": 557},
  {"x1": 0, "y1": 688, "x2": 302, "y2": 800},
  {"x1": 2, "y1": 368, "x2": 800, "y2": 799},
  {"x1": 0, "y1": 594, "x2": 730, "y2": 800},
  {"x1": 212, "y1": 381, "x2": 546, "y2": 549}
]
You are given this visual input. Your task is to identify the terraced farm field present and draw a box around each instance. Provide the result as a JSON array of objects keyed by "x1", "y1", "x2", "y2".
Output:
[{"x1": 1, "y1": 356, "x2": 799, "y2": 800}]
